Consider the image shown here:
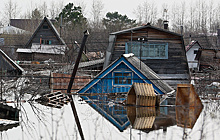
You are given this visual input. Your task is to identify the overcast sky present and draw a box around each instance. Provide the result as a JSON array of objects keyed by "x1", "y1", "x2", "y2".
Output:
[
  {"x1": 0, "y1": 0, "x2": 219, "y2": 23},
  {"x1": 0, "y1": 0, "x2": 183, "y2": 19}
]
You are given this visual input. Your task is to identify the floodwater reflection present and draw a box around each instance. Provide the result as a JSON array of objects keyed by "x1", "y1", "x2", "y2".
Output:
[{"x1": 0, "y1": 96, "x2": 219, "y2": 140}]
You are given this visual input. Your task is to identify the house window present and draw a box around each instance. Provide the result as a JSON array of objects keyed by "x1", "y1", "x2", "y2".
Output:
[
  {"x1": 194, "y1": 50, "x2": 198, "y2": 54},
  {"x1": 114, "y1": 72, "x2": 132, "y2": 85},
  {"x1": 43, "y1": 25, "x2": 49, "y2": 29},
  {"x1": 0, "y1": 38, "x2": 4, "y2": 45},
  {"x1": 125, "y1": 42, "x2": 168, "y2": 59},
  {"x1": 42, "y1": 39, "x2": 52, "y2": 45}
]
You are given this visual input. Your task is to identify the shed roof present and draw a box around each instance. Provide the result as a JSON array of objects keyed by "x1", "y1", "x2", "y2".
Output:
[
  {"x1": 0, "y1": 49, "x2": 24, "y2": 74},
  {"x1": 131, "y1": 83, "x2": 156, "y2": 97}
]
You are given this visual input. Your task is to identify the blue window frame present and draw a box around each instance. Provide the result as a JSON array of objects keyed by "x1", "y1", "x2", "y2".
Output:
[
  {"x1": 114, "y1": 72, "x2": 132, "y2": 85},
  {"x1": 125, "y1": 42, "x2": 168, "y2": 59}
]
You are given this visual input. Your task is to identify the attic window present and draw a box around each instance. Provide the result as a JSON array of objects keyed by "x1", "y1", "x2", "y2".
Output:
[
  {"x1": 114, "y1": 72, "x2": 132, "y2": 85},
  {"x1": 43, "y1": 25, "x2": 49, "y2": 29},
  {"x1": 42, "y1": 39, "x2": 52, "y2": 45},
  {"x1": 125, "y1": 42, "x2": 168, "y2": 59},
  {"x1": 194, "y1": 50, "x2": 198, "y2": 54}
]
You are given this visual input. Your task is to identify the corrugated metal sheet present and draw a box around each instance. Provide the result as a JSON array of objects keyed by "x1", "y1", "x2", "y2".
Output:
[
  {"x1": 125, "y1": 55, "x2": 174, "y2": 94},
  {"x1": 16, "y1": 44, "x2": 66, "y2": 54}
]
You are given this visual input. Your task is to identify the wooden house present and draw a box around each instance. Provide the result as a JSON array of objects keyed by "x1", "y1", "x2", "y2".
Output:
[
  {"x1": 78, "y1": 54, "x2": 174, "y2": 95},
  {"x1": 77, "y1": 54, "x2": 174, "y2": 131},
  {"x1": 104, "y1": 23, "x2": 190, "y2": 88},
  {"x1": 185, "y1": 40, "x2": 201, "y2": 71},
  {"x1": 0, "y1": 49, "x2": 24, "y2": 76},
  {"x1": 16, "y1": 17, "x2": 66, "y2": 62},
  {"x1": 195, "y1": 48, "x2": 220, "y2": 71}
]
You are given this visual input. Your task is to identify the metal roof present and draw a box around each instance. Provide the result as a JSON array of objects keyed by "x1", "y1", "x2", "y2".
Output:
[
  {"x1": 110, "y1": 24, "x2": 182, "y2": 37},
  {"x1": 124, "y1": 54, "x2": 174, "y2": 94},
  {"x1": 16, "y1": 44, "x2": 66, "y2": 54}
]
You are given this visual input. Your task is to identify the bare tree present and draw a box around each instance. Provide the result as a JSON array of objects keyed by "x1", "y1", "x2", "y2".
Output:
[
  {"x1": 4, "y1": 0, "x2": 20, "y2": 24},
  {"x1": 90, "y1": 0, "x2": 104, "y2": 29},
  {"x1": 40, "y1": 1, "x2": 48, "y2": 17},
  {"x1": 134, "y1": 0, "x2": 158, "y2": 25}
]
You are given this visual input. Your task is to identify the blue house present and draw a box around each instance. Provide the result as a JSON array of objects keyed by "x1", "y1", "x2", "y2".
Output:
[{"x1": 78, "y1": 54, "x2": 174, "y2": 131}]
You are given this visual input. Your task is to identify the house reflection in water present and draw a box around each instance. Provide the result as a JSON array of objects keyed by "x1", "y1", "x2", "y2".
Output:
[{"x1": 81, "y1": 93, "x2": 130, "y2": 132}]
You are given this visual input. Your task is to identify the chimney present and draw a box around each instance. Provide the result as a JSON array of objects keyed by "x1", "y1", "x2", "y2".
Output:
[
  {"x1": 163, "y1": 20, "x2": 168, "y2": 30},
  {"x1": 217, "y1": 29, "x2": 220, "y2": 47},
  {"x1": 189, "y1": 34, "x2": 192, "y2": 44}
]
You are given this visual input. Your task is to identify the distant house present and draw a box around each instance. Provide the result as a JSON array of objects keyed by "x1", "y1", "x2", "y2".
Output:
[
  {"x1": 104, "y1": 23, "x2": 190, "y2": 87},
  {"x1": 0, "y1": 49, "x2": 24, "y2": 76},
  {"x1": 0, "y1": 25, "x2": 31, "y2": 47},
  {"x1": 16, "y1": 17, "x2": 66, "y2": 62},
  {"x1": 195, "y1": 48, "x2": 220, "y2": 71},
  {"x1": 185, "y1": 40, "x2": 201, "y2": 71}
]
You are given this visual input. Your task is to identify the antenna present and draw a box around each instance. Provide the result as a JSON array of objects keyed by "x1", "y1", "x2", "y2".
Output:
[{"x1": 60, "y1": 14, "x2": 63, "y2": 37}]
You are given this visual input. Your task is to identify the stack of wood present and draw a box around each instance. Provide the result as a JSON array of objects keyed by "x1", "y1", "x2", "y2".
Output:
[
  {"x1": 35, "y1": 91, "x2": 70, "y2": 109},
  {"x1": 127, "y1": 83, "x2": 159, "y2": 106},
  {"x1": 127, "y1": 107, "x2": 159, "y2": 129}
]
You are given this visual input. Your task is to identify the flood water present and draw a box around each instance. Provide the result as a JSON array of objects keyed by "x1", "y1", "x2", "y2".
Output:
[{"x1": 1, "y1": 95, "x2": 220, "y2": 140}]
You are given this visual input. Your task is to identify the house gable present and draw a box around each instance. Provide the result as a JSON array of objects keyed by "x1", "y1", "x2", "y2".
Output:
[
  {"x1": 104, "y1": 24, "x2": 190, "y2": 87},
  {"x1": 78, "y1": 56, "x2": 172, "y2": 95},
  {"x1": 26, "y1": 17, "x2": 65, "y2": 48}
]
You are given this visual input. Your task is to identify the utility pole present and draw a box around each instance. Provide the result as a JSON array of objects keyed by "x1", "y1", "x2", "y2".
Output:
[{"x1": 67, "y1": 30, "x2": 89, "y2": 140}]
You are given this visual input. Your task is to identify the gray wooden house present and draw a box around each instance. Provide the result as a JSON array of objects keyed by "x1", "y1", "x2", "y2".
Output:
[
  {"x1": 16, "y1": 17, "x2": 66, "y2": 62},
  {"x1": 104, "y1": 23, "x2": 190, "y2": 88}
]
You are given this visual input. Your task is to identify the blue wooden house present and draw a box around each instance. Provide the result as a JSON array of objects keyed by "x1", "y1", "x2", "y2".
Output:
[{"x1": 78, "y1": 54, "x2": 174, "y2": 131}]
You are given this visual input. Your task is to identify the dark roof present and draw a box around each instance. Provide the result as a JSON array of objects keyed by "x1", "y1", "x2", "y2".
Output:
[
  {"x1": 25, "y1": 17, "x2": 65, "y2": 47},
  {"x1": 0, "y1": 49, "x2": 24, "y2": 75},
  {"x1": 195, "y1": 48, "x2": 220, "y2": 60},
  {"x1": 110, "y1": 24, "x2": 182, "y2": 37},
  {"x1": 10, "y1": 19, "x2": 41, "y2": 32},
  {"x1": 58, "y1": 58, "x2": 105, "y2": 74},
  {"x1": 185, "y1": 40, "x2": 201, "y2": 52}
]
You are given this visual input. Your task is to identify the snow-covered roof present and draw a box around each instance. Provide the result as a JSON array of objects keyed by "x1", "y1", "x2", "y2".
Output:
[
  {"x1": 16, "y1": 44, "x2": 66, "y2": 55},
  {"x1": 0, "y1": 25, "x2": 30, "y2": 34}
]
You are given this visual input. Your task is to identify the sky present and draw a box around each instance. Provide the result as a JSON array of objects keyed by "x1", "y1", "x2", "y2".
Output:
[
  {"x1": 0, "y1": 0, "x2": 219, "y2": 24},
  {"x1": 0, "y1": 0, "x2": 181, "y2": 21}
]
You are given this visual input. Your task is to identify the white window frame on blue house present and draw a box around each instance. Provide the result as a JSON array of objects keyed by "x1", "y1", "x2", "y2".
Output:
[
  {"x1": 113, "y1": 71, "x2": 132, "y2": 85},
  {"x1": 125, "y1": 42, "x2": 168, "y2": 59}
]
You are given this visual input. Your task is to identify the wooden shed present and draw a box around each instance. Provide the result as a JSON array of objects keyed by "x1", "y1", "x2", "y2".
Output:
[
  {"x1": 127, "y1": 107, "x2": 157, "y2": 129},
  {"x1": 175, "y1": 84, "x2": 203, "y2": 129},
  {"x1": 175, "y1": 84, "x2": 203, "y2": 107},
  {"x1": 127, "y1": 83, "x2": 158, "y2": 106}
]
